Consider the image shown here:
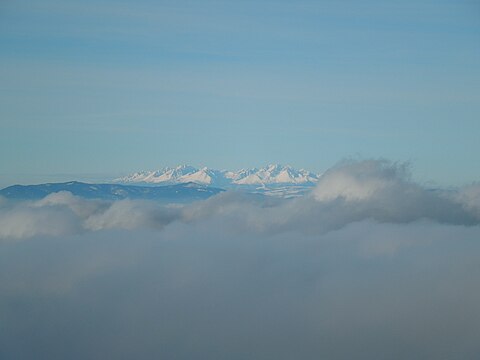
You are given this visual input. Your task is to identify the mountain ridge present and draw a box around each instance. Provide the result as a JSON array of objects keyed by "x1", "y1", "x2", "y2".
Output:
[
  {"x1": 0, "y1": 181, "x2": 224, "y2": 202},
  {"x1": 115, "y1": 164, "x2": 320, "y2": 187}
]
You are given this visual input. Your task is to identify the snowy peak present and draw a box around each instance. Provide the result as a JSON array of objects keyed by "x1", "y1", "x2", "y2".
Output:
[
  {"x1": 239, "y1": 164, "x2": 318, "y2": 185},
  {"x1": 116, "y1": 165, "x2": 320, "y2": 187},
  {"x1": 123, "y1": 165, "x2": 197, "y2": 184}
]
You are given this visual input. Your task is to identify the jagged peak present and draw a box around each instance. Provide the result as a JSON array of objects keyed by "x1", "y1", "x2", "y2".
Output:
[{"x1": 115, "y1": 164, "x2": 320, "y2": 186}]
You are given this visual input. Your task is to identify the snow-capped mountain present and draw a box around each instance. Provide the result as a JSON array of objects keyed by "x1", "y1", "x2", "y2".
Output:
[{"x1": 115, "y1": 164, "x2": 320, "y2": 188}]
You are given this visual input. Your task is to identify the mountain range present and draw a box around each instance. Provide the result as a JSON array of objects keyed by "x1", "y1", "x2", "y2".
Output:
[
  {"x1": 115, "y1": 164, "x2": 320, "y2": 188},
  {"x1": 0, "y1": 165, "x2": 321, "y2": 202}
]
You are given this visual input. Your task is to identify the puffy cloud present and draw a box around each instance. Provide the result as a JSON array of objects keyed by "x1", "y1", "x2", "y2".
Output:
[
  {"x1": 454, "y1": 182, "x2": 480, "y2": 216},
  {"x1": 312, "y1": 159, "x2": 410, "y2": 201},
  {"x1": 308, "y1": 159, "x2": 479, "y2": 227},
  {"x1": 0, "y1": 193, "x2": 181, "y2": 240},
  {"x1": 33, "y1": 191, "x2": 103, "y2": 218},
  {"x1": 0, "y1": 201, "x2": 81, "y2": 239}
]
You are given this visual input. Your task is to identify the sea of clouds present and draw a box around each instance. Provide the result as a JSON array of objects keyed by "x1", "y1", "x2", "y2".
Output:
[{"x1": 1, "y1": 160, "x2": 480, "y2": 359}]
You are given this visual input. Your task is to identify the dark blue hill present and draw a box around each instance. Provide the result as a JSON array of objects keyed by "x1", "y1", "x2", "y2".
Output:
[{"x1": 0, "y1": 181, "x2": 224, "y2": 202}]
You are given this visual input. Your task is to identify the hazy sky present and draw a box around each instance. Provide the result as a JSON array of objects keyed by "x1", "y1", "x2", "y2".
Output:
[{"x1": 1, "y1": 0, "x2": 479, "y2": 185}]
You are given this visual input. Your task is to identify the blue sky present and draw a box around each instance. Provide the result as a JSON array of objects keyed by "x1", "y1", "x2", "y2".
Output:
[{"x1": 1, "y1": 0, "x2": 479, "y2": 186}]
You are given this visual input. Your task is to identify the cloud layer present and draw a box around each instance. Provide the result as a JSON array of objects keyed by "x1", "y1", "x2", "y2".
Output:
[
  {"x1": 2, "y1": 221, "x2": 480, "y2": 359},
  {"x1": 1, "y1": 160, "x2": 480, "y2": 359},
  {"x1": 1, "y1": 160, "x2": 479, "y2": 240}
]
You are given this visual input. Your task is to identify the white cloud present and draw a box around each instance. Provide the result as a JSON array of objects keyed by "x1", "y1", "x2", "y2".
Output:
[
  {"x1": 312, "y1": 159, "x2": 410, "y2": 201},
  {"x1": 454, "y1": 182, "x2": 480, "y2": 215},
  {"x1": 0, "y1": 201, "x2": 81, "y2": 239}
]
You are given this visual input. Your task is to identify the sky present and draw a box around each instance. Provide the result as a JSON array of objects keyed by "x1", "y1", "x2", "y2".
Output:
[{"x1": 1, "y1": 0, "x2": 480, "y2": 186}]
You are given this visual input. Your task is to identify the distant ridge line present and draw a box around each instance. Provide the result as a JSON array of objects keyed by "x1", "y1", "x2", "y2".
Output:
[
  {"x1": 0, "y1": 181, "x2": 224, "y2": 201},
  {"x1": 115, "y1": 164, "x2": 320, "y2": 187}
]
